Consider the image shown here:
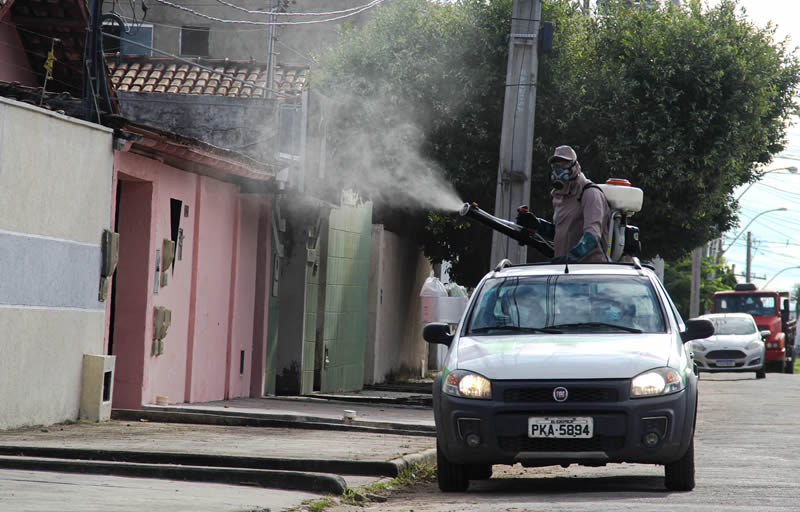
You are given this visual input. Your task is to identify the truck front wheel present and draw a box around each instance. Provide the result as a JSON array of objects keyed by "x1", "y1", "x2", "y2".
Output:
[{"x1": 785, "y1": 359, "x2": 795, "y2": 374}]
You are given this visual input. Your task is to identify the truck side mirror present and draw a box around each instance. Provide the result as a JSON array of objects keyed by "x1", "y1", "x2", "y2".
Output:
[
  {"x1": 423, "y1": 323, "x2": 454, "y2": 347},
  {"x1": 681, "y1": 319, "x2": 715, "y2": 343},
  {"x1": 760, "y1": 330, "x2": 771, "y2": 341}
]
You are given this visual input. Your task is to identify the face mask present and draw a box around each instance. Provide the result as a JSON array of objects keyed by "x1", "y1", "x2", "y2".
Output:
[{"x1": 550, "y1": 161, "x2": 575, "y2": 190}]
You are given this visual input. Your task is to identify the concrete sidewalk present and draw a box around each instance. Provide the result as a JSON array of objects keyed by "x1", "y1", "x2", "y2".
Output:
[{"x1": 0, "y1": 393, "x2": 437, "y2": 511}]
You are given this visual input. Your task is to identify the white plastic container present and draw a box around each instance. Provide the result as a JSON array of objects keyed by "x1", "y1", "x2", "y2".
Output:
[
  {"x1": 421, "y1": 296, "x2": 468, "y2": 324},
  {"x1": 597, "y1": 181, "x2": 643, "y2": 213}
]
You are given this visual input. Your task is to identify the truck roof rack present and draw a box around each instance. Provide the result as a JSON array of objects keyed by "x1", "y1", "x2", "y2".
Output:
[
  {"x1": 733, "y1": 283, "x2": 758, "y2": 291},
  {"x1": 494, "y1": 259, "x2": 513, "y2": 272}
]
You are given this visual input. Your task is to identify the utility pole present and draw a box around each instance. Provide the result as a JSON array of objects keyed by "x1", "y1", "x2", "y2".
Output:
[
  {"x1": 690, "y1": 246, "x2": 701, "y2": 318},
  {"x1": 746, "y1": 231, "x2": 752, "y2": 282},
  {"x1": 490, "y1": 0, "x2": 542, "y2": 266},
  {"x1": 266, "y1": 0, "x2": 277, "y2": 100}
]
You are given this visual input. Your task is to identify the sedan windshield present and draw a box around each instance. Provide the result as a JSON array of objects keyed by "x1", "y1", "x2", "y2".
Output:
[
  {"x1": 706, "y1": 317, "x2": 757, "y2": 335},
  {"x1": 466, "y1": 274, "x2": 666, "y2": 335}
]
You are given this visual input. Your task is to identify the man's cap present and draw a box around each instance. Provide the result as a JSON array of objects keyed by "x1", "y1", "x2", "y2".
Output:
[{"x1": 548, "y1": 145, "x2": 577, "y2": 164}]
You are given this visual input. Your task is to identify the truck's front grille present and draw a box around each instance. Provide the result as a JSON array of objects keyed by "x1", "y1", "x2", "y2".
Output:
[
  {"x1": 504, "y1": 388, "x2": 618, "y2": 403},
  {"x1": 498, "y1": 435, "x2": 625, "y2": 452}
]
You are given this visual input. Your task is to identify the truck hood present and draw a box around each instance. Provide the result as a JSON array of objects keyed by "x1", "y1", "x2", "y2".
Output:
[{"x1": 454, "y1": 334, "x2": 675, "y2": 380}]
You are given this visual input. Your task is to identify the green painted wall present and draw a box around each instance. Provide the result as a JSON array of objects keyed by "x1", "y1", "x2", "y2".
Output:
[{"x1": 320, "y1": 199, "x2": 373, "y2": 393}]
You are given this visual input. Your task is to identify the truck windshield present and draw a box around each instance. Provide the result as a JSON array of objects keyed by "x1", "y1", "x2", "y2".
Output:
[
  {"x1": 466, "y1": 274, "x2": 666, "y2": 335},
  {"x1": 714, "y1": 293, "x2": 776, "y2": 316}
]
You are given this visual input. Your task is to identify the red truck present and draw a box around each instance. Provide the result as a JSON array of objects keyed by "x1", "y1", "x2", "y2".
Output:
[{"x1": 712, "y1": 283, "x2": 797, "y2": 373}]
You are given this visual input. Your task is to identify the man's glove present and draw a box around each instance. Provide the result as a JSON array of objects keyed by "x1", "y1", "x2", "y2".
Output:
[
  {"x1": 516, "y1": 206, "x2": 555, "y2": 238},
  {"x1": 551, "y1": 232, "x2": 598, "y2": 264},
  {"x1": 516, "y1": 206, "x2": 539, "y2": 229}
]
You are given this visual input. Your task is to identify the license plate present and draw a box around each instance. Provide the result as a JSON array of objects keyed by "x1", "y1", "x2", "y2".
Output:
[
  {"x1": 716, "y1": 360, "x2": 736, "y2": 367},
  {"x1": 529, "y1": 416, "x2": 593, "y2": 438}
]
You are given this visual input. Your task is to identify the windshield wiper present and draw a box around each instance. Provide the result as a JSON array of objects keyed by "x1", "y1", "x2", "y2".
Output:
[
  {"x1": 546, "y1": 322, "x2": 643, "y2": 333},
  {"x1": 470, "y1": 325, "x2": 561, "y2": 334}
]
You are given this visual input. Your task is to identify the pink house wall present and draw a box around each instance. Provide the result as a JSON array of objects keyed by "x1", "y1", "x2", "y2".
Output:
[
  {"x1": 111, "y1": 150, "x2": 272, "y2": 407},
  {"x1": 228, "y1": 195, "x2": 259, "y2": 397},
  {"x1": 186, "y1": 176, "x2": 239, "y2": 403},
  {"x1": 144, "y1": 164, "x2": 197, "y2": 404},
  {"x1": 0, "y1": 22, "x2": 36, "y2": 85},
  {"x1": 111, "y1": 177, "x2": 153, "y2": 410}
]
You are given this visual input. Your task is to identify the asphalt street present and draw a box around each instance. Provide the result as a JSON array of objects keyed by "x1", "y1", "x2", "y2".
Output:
[{"x1": 327, "y1": 372, "x2": 800, "y2": 512}]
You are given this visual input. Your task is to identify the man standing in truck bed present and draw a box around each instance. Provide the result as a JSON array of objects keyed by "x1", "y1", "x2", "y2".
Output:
[{"x1": 517, "y1": 145, "x2": 610, "y2": 263}]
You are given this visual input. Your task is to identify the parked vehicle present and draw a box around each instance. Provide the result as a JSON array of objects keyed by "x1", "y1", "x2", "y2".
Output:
[
  {"x1": 424, "y1": 260, "x2": 713, "y2": 493},
  {"x1": 712, "y1": 283, "x2": 797, "y2": 373},
  {"x1": 691, "y1": 313, "x2": 767, "y2": 379}
]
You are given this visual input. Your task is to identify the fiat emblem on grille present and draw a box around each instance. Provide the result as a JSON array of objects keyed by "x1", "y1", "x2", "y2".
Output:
[{"x1": 553, "y1": 387, "x2": 568, "y2": 402}]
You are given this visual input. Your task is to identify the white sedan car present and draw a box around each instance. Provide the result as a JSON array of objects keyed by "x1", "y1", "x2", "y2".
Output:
[{"x1": 691, "y1": 313, "x2": 767, "y2": 379}]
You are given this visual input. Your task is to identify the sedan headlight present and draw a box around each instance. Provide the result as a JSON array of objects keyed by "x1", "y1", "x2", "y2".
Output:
[
  {"x1": 691, "y1": 342, "x2": 706, "y2": 352},
  {"x1": 631, "y1": 367, "x2": 684, "y2": 398},
  {"x1": 443, "y1": 370, "x2": 492, "y2": 399},
  {"x1": 745, "y1": 340, "x2": 762, "y2": 351}
]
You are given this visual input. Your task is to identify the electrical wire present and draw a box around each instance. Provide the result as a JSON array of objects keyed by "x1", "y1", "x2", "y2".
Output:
[
  {"x1": 152, "y1": 0, "x2": 385, "y2": 26},
  {"x1": 211, "y1": 0, "x2": 383, "y2": 17}
]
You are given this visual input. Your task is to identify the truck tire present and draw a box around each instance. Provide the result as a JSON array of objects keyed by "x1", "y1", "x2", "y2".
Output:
[
  {"x1": 785, "y1": 359, "x2": 795, "y2": 374},
  {"x1": 756, "y1": 366, "x2": 766, "y2": 379},
  {"x1": 436, "y1": 441, "x2": 469, "y2": 492},
  {"x1": 664, "y1": 436, "x2": 695, "y2": 491},
  {"x1": 468, "y1": 463, "x2": 493, "y2": 480}
]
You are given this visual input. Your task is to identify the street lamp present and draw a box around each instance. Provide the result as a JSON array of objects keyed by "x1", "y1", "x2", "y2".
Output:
[
  {"x1": 721, "y1": 207, "x2": 788, "y2": 255},
  {"x1": 762, "y1": 266, "x2": 800, "y2": 289},
  {"x1": 736, "y1": 165, "x2": 798, "y2": 201}
]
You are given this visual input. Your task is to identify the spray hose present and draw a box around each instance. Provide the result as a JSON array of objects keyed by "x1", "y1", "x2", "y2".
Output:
[{"x1": 459, "y1": 202, "x2": 554, "y2": 258}]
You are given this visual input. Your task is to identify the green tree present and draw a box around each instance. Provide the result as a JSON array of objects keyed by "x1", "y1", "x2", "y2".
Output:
[
  {"x1": 663, "y1": 254, "x2": 738, "y2": 319},
  {"x1": 535, "y1": 0, "x2": 800, "y2": 264},
  {"x1": 315, "y1": 0, "x2": 800, "y2": 286}
]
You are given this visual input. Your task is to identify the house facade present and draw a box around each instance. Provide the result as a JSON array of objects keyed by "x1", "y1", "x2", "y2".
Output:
[{"x1": 0, "y1": 0, "x2": 282, "y2": 427}]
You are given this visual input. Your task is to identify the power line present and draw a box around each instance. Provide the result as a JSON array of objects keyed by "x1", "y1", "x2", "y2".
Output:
[
  {"x1": 211, "y1": 0, "x2": 383, "y2": 17},
  {"x1": 152, "y1": 0, "x2": 385, "y2": 26}
]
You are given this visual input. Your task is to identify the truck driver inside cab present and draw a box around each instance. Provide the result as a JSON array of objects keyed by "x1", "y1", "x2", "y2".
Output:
[{"x1": 516, "y1": 145, "x2": 610, "y2": 263}]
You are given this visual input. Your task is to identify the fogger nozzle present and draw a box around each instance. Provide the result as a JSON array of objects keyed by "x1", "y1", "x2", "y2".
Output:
[
  {"x1": 456, "y1": 201, "x2": 554, "y2": 258},
  {"x1": 459, "y1": 202, "x2": 476, "y2": 217}
]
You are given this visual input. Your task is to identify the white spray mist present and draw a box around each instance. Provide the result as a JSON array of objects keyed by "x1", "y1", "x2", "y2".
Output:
[{"x1": 315, "y1": 92, "x2": 464, "y2": 212}]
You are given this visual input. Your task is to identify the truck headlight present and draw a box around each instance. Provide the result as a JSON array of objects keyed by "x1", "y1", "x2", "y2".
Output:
[
  {"x1": 444, "y1": 370, "x2": 492, "y2": 399},
  {"x1": 631, "y1": 367, "x2": 684, "y2": 398}
]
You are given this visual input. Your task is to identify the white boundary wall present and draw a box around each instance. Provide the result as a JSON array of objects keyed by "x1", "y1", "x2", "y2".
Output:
[{"x1": 0, "y1": 97, "x2": 113, "y2": 429}]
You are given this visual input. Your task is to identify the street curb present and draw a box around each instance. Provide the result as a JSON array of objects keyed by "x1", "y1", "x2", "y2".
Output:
[
  {"x1": 113, "y1": 409, "x2": 436, "y2": 437},
  {"x1": 141, "y1": 403, "x2": 435, "y2": 430},
  {"x1": 0, "y1": 445, "x2": 410, "y2": 477},
  {"x1": 292, "y1": 394, "x2": 433, "y2": 407},
  {"x1": 388, "y1": 448, "x2": 437, "y2": 476},
  {"x1": 0, "y1": 455, "x2": 347, "y2": 494}
]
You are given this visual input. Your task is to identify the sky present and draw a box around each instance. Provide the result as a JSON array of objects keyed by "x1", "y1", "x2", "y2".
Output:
[{"x1": 707, "y1": 0, "x2": 800, "y2": 293}]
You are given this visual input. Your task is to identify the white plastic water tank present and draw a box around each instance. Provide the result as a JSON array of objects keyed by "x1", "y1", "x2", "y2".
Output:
[{"x1": 596, "y1": 179, "x2": 643, "y2": 213}]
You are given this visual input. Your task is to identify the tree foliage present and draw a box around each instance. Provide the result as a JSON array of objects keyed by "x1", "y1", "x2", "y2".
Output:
[
  {"x1": 315, "y1": 0, "x2": 800, "y2": 286},
  {"x1": 663, "y1": 254, "x2": 738, "y2": 319}
]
